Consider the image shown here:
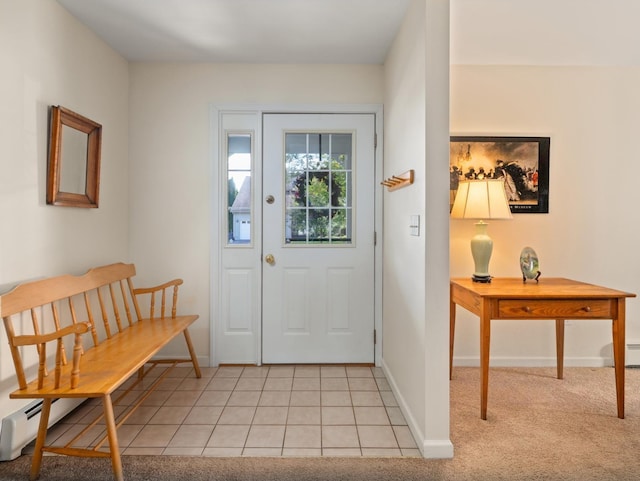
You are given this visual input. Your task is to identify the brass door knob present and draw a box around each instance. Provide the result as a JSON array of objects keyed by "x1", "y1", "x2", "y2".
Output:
[{"x1": 265, "y1": 254, "x2": 275, "y2": 265}]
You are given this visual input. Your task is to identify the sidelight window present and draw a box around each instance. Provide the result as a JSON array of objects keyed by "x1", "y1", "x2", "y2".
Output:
[{"x1": 226, "y1": 133, "x2": 253, "y2": 246}]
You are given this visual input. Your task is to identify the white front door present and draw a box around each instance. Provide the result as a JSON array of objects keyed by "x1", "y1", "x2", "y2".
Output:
[{"x1": 262, "y1": 113, "x2": 376, "y2": 363}]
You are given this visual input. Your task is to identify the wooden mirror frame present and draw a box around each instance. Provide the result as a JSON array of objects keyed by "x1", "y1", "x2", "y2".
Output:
[{"x1": 47, "y1": 106, "x2": 102, "y2": 208}]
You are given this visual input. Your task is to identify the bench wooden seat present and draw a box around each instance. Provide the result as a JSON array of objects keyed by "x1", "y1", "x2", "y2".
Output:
[
  {"x1": 0, "y1": 263, "x2": 201, "y2": 481},
  {"x1": 10, "y1": 317, "x2": 198, "y2": 399}
]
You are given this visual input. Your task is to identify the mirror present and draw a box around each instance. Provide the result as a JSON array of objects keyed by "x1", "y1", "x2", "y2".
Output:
[{"x1": 47, "y1": 106, "x2": 102, "y2": 208}]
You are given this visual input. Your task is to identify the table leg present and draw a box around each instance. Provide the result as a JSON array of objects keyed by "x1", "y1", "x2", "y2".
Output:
[
  {"x1": 450, "y1": 295, "x2": 456, "y2": 381},
  {"x1": 612, "y1": 299, "x2": 626, "y2": 419},
  {"x1": 555, "y1": 319, "x2": 565, "y2": 380},
  {"x1": 480, "y1": 301, "x2": 491, "y2": 420}
]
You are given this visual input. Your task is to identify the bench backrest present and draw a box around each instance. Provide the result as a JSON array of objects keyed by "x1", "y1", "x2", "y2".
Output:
[{"x1": 0, "y1": 263, "x2": 182, "y2": 391}]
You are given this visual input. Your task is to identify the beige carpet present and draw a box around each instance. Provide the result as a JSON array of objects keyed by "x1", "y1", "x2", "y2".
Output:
[{"x1": 1, "y1": 367, "x2": 639, "y2": 480}]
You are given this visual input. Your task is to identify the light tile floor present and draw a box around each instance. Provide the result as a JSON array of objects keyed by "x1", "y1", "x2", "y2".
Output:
[{"x1": 35, "y1": 365, "x2": 420, "y2": 457}]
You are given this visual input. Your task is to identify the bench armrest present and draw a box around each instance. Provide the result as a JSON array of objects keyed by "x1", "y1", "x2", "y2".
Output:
[
  {"x1": 11, "y1": 322, "x2": 90, "y2": 347},
  {"x1": 11, "y1": 322, "x2": 90, "y2": 390},
  {"x1": 132, "y1": 279, "x2": 183, "y2": 319}
]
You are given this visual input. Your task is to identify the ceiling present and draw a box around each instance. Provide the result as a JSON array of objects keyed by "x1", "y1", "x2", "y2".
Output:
[
  {"x1": 55, "y1": 0, "x2": 411, "y2": 64},
  {"x1": 56, "y1": 0, "x2": 640, "y2": 66}
]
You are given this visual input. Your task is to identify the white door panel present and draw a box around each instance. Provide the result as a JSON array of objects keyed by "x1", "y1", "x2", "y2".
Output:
[{"x1": 262, "y1": 113, "x2": 375, "y2": 363}]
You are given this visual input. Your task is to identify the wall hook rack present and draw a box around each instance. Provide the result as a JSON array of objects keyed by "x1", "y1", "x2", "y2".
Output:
[{"x1": 381, "y1": 170, "x2": 414, "y2": 192}]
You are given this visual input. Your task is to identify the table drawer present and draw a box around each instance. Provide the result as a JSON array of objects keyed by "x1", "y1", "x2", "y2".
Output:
[{"x1": 497, "y1": 299, "x2": 612, "y2": 318}]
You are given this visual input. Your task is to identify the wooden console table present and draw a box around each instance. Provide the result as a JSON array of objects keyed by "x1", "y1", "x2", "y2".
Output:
[{"x1": 449, "y1": 277, "x2": 635, "y2": 420}]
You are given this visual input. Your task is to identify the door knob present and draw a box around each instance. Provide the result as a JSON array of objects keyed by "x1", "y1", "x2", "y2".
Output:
[
  {"x1": 265, "y1": 254, "x2": 275, "y2": 265},
  {"x1": 265, "y1": 195, "x2": 275, "y2": 204}
]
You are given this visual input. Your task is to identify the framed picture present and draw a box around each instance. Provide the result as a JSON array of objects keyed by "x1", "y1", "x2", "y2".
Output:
[{"x1": 450, "y1": 136, "x2": 550, "y2": 213}]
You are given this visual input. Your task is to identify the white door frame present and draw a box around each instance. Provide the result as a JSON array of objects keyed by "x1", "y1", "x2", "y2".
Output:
[{"x1": 210, "y1": 104, "x2": 384, "y2": 367}]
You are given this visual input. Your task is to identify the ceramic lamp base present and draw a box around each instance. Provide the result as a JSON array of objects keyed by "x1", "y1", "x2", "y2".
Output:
[
  {"x1": 470, "y1": 221, "x2": 493, "y2": 282},
  {"x1": 472, "y1": 274, "x2": 492, "y2": 283}
]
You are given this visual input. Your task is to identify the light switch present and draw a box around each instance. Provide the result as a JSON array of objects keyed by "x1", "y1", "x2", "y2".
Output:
[{"x1": 410, "y1": 215, "x2": 420, "y2": 236}]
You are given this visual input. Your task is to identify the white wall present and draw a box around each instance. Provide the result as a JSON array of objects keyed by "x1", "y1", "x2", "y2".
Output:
[
  {"x1": 383, "y1": 0, "x2": 452, "y2": 458},
  {"x1": 0, "y1": 0, "x2": 454, "y2": 458},
  {"x1": 450, "y1": 65, "x2": 640, "y2": 366},
  {"x1": 128, "y1": 63, "x2": 384, "y2": 363},
  {"x1": 0, "y1": 0, "x2": 129, "y2": 415}
]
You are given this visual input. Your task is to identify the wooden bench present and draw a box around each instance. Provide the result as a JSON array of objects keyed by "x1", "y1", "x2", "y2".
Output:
[{"x1": 0, "y1": 263, "x2": 201, "y2": 481}]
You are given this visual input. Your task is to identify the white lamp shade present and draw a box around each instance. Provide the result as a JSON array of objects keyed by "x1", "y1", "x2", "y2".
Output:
[{"x1": 450, "y1": 179, "x2": 513, "y2": 220}]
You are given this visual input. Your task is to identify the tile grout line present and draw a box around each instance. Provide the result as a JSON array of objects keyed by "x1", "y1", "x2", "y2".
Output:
[{"x1": 39, "y1": 364, "x2": 418, "y2": 457}]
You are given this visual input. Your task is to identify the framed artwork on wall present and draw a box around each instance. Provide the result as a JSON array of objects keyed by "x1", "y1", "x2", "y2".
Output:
[{"x1": 450, "y1": 136, "x2": 550, "y2": 214}]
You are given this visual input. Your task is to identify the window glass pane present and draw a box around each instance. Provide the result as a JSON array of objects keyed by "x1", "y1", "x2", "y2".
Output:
[
  {"x1": 286, "y1": 208, "x2": 307, "y2": 243},
  {"x1": 308, "y1": 209, "x2": 330, "y2": 241},
  {"x1": 320, "y1": 133, "x2": 331, "y2": 169},
  {"x1": 308, "y1": 174, "x2": 330, "y2": 207},
  {"x1": 308, "y1": 134, "x2": 320, "y2": 170},
  {"x1": 331, "y1": 134, "x2": 352, "y2": 169},
  {"x1": 332, "y1": 172, "x2": 348, "y2": 207},
  {"x1": 284, "y1": 132, "x2": 353, "y2": 245},
  {"x1": 227, "y1": 133, "x2": 252, "y2": 246},
  {"x1": 285, "y1": 133, "x2": 308, "y2": 169}
]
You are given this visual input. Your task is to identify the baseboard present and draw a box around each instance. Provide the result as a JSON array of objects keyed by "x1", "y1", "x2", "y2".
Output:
[
  {"x1": 198, "y1": 355, "x2": 211, "y2": 367},
  {"x1": 380, "y1": 359, "x2": 453, "y2": 459},
  {"x1": 452, "y1": 356, "x2": 612, "y2": 368},
  {"x1": 422, "y1": 439, "x2": 455, "y2": 458}
]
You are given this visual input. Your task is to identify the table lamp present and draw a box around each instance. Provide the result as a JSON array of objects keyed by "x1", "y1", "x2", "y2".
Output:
[{"x1": 451, "y1": 179, "x2": 512, "y2": 282}]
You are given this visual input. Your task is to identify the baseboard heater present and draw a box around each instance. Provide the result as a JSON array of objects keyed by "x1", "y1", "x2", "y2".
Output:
[
  {"x1": 627, "y1": 341, "x2": 640, "y2": 367},
  {"x1": 0, "y1": 397, "x2": 85, "y2": 461}
]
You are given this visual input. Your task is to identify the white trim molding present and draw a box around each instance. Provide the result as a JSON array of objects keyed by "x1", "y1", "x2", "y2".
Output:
[
  {"x1": 381, "y1": 359, "x2": 454, "y2": 459},
  {"x1": 452, "y1": 356, "x2": 613, "y2": 368}
]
